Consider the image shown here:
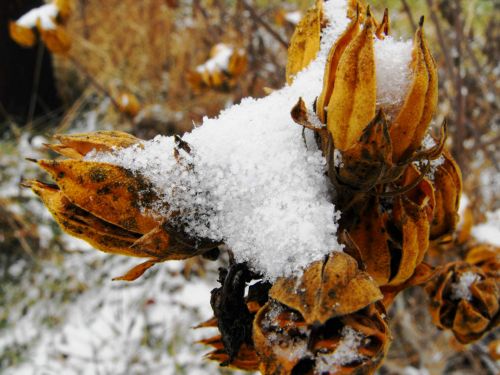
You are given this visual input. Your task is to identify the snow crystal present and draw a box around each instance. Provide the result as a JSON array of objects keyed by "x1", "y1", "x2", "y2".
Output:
[
  {"x1": 333, "y1": 149, "x2": 344, "y2": 168},
  {"x1": 451, "y1": 271, "x2": 480, "y2": 301},
  {"x1": 195, "y1": 43, "x2": 239, "y2": 74},
  {"x1": 472, "y1": 209, "x2": 500, "y2": 246},
  {"x1": 315, "y1": 326, "x2": 366, "y2": 373},
  {"x1": 89, "y1": 0, "x2": 351, "y2": 281},
  {"x1": 17, "y1": 4, "x2": 58, "y2": 30},
  {"x1": 375, "y1": 37, "x2": 413, "y2": 110}
]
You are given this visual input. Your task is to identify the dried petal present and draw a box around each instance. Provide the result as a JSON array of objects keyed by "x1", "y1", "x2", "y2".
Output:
[
  {"x1": 285, "y1": 0, "x2": 323, "y2": 84},
  {"x1": 38, "y1": 24, "x2": 71, "y2": 54},
  {"x1": 9, "y1": 21, "x2": 36, "y2": 47},
  {"x1": 37, "y1": 159, "x2": 160, "y2": 234},
  {"x1": 48, "y1": 131, "x2": 140, "y2": 159},
  {"x1": 389, "y1": 19, "x2": 438, "y2": 162},
  {"x1": 327, "y1": 10, "x2": 376, "y2": 151}
]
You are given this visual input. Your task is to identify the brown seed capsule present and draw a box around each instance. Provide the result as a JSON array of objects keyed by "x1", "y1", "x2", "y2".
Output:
[
  {"x1": 8, "y1": 22, "x2": 36, "y2": 47},
  {"x1": 253, "y1": 253, "x2": 390, "y2": 374},
  {"x1": 425, "y1": 261, "x2": 499, "y2": 344},
  {"x1": 38, "y1": 24, "x2": 71, "y2": 54}
]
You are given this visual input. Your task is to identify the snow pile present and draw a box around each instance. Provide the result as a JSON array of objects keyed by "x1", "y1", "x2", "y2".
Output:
[
  {"x1": 195, "y1": 44, "x2": 242, "y2": 74},
  {"x1": 472, "y1": 208, "x2": 500, "y2": 246},
  {"x1": 374, "y1": 37, "x2": 413, "y2": 109},
  {"x1": 451, "y1": 271, "x2": 480, "y2": 301},
  {"x1": 315, "y1": 326, "x2": 366, "y2": 372},
  {"x1": 89, "y1": 0, "x2": 416, "y2": 281},
  {"x1": 17, "y1": 3, "x2": 58, "y2": 30}
]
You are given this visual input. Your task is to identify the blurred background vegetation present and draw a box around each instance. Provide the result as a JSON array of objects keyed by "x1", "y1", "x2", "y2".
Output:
[{"x1": 0, "y1": 0, "x2": 498, "y2": 374}]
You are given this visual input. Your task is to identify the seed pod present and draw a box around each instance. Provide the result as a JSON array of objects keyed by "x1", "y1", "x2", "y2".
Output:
[
  {"x1": 425, "y1": 261, "x2": 499, "y2": 344},
  {"x1": 389, "y1": 18, "x2": 438, "y2": 162},
  {"x1": 327, "y1": 9, "x2": 376, "y2": 152},
  {"x1": 430, "y1": 150, "x2": 462, "y2": 240},
  {"x1": 285, "y1": 0, "x2": 323, "y2": 84},
  {"x1": 117, "y1": 93, "x2": 141, "y2": 118},
  {"x1": 253, "y1": 253, "x2": 390, "y2": 374},
  {"x1": 348, "y1": 165, "x2": 434, "y2": 287}
]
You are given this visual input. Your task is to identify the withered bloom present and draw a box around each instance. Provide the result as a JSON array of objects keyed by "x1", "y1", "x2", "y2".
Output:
[
  {"x1": 253, "y1": 253, "x2": 391, "y2": 374},
  {"x1": 28, "y1": 131, "x2": 218, "y2": 280},
  {"x1": 425, "y1": 261, "x2": 499, "y2": 344}
]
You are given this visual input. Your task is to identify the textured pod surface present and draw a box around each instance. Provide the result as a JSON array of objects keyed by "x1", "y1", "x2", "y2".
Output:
[
  {"x1": 327, "y1": 10, "x2": 376, "y2": 151},
  {"x1": 430, "y1": 150, "x2": 462, "y2": 240},
  {"x1": 37, "y1": 159, "x2": 160, "y2": 234},
  {"x1": 253, "y1": 300, "x2": 390, "y2": 375},
  {"x1": 269, "y1": 252, "x2": 383, "y2": 325},
  {"x1": 285, "y1": 1, "x2": 323, "y2": 84},
  {"x1": 426, "y1": 261, "x2": 499, "y2": 344},
  {"x1": 389, "y1": 20, "x2": 438, "y2": 162}
]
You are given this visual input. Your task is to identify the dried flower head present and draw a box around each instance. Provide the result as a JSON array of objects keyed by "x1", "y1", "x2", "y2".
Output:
[
  {"x1": 253, "y1": 252, "x2": 391, "y2": 374},
  {"x1": 425, "y1": 261, "x2": 499, "y2": 344}
]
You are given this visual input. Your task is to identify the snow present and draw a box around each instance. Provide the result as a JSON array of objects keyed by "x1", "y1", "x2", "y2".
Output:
[
  {"x1": 89, "y1": 0, "x2": 352, "y2": 281},
  {"x1": 472, "y1": 209, "x2": 500, "y2": 246},
  {"x1": 195, "y1": 44, "x2": 240, "y2": 74},
  {"x1": 315, "y1": 326, "x2": 366, "y2": 373},
  {"x1": 374, "y1": 37, "x2": 413, "y2": 110},
  {"x1": 285, "y1": 11, "x2": 302, "y2": 25},
  {"x1": 17, "y1": 3, "x2": 59, "y2": 30},
  {"x1": 451, "y1": 271, "x2": 480, "y2": 301},
  {"x1": 87, "y1": 0, "x2": 418, "y2": 281}
]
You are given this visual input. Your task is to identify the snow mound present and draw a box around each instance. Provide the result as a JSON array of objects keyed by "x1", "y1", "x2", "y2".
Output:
[
  {"x1": 17, "y1": 4, "x2": 58, "y2": 30},
  {"x1": 89, "y1": 0, "x2": 415, "y2": 281}
]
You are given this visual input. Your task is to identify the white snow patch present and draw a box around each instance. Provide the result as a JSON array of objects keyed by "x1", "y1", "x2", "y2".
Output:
[
  {"x1": 89, "y1": 0, "x2": 351, "y2": 281},
  {"x1": 285, "y1": 11, "x2": 302, "y2": 25},
  {"x1": 315, "y1": 326, "x2": 366, "y2": 373},
  {"x1": 472, "y1": 209, "x2": 500, "y2": 246},
  {"x1": 17, "y1": 3, "x2": 59, "y2": 30},
  {"x1": 195, "y1": 43, "x2": 241, "y2": 74},
  {"x1": 451, "y1": 271, "x2": 480, "y2": 301},
  {"x1": 375, "y1": 37, "x2": 413, "y2": 109}
]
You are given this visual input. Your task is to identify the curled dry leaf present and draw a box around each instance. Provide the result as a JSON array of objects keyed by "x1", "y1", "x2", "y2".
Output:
[{"x1": 425, "y1": 261, "x2": 499, "y2": 344}]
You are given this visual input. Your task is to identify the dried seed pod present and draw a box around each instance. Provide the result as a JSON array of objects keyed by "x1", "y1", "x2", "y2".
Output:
[
  {"x1": 430, "y1": 150, "x2": 462, "y2": 240},
  {"x1": 425, "y1": 261, "x2": 499, "y2": 344},
  {"x1": 198, "y1": 279, "x2": 270, "y2": 371},
  {"x1": 253, "y1": 253, "x2": 390, "y2": 374},
  {"x1": 389, "y1": 18, "x2": 438, "y2": 162},
  {"x1": 285, "y1": 0, "x2": 323, "y2": 84},
  {"x1": 348, "y1": 165, "x2": 434, "y2": 287},
  {"x1": 327, "y1": 9, "x2": 376, "y2": 152}
]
